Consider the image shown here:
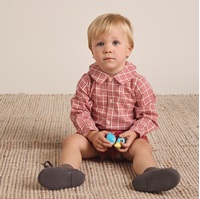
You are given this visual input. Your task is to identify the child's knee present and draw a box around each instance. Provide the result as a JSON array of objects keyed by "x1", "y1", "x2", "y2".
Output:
[
  {"x1": 62, "y1": 134, "x2": 79, "y2": 146},
  {"x1": 62, "y1": 134, "x2": 88, "y2": 148},
  {"x1": 132, "y1": 139, "x2": 153, "y2": 155}
]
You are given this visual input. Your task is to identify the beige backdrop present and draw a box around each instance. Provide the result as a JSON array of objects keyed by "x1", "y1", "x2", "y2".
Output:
[{"x1": 0, "y1": 0, "x2": 198, "y2": 94}]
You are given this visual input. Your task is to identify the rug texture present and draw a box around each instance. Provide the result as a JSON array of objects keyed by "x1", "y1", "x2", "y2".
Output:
[{"x1": 0, "y1": 94, "x2": 198, "y2": 199}]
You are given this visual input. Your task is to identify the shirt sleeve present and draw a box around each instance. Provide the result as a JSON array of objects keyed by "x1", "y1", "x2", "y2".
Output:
[
  {"x1": 129, "y1": 76, "x2": 159, "y2": 137},
  {"x1": 70, "y1": 74, "x2": 98, "y2": 136}
]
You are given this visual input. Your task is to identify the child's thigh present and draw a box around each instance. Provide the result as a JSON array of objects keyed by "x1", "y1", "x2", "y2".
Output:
[
  {"x1": 122, "y1": 138, "x2": 152, "y2": 161},
  {"x1": 62, "y1": 133, "x2": 99, "y2": 158}
]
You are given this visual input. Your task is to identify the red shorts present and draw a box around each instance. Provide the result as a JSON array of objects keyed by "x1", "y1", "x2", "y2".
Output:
[{"x1": 97, "y1": 131, "x2": 148, "y2": 161}]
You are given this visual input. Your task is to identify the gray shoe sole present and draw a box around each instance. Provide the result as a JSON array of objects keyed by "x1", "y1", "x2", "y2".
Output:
[
  {"x1": 38, "y1": 167, "x2": 85, "y2": 190},
  {"x1": 132, "y1": 168, "x2": 180, "y2": 193}
]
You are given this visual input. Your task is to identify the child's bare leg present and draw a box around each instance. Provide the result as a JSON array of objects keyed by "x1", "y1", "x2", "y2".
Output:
[
  {"x1": 60, "y1": 134, "x2": 98, "y2": 169},
  {"x1": 122, "y1": 139, "x2": 180, "y2": 193},
  {"x1": 127, "y1": 139, "x2": 157, "y2": 174},
  {"x1": 38, "y1": 134, "x2": 98, "y2": 190}
]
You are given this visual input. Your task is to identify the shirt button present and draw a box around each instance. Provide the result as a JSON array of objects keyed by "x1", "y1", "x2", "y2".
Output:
[
  {"x1": 108, "y1": 77, "x2": 113, "y2": 82},
  {"x1": 107, "y1": 121, "x2": 110, "y2": 125},
  {"x1": 109, "y1": 99, "x2": 113, "y2": 103}
]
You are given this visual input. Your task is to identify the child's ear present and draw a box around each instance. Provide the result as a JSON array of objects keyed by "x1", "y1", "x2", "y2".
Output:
[
  {"x1": 90, "y1": 47, "x2": 95, "y2": 59},
  {"x1": 89, "y1": 47, "x2": 93, "y2": 54},
  {"x1": 90, "y1": 47, "x2": 94, "y2": 59},
  {"x1": 126, "y1": 45, "x2": 133, "y2": 58}
]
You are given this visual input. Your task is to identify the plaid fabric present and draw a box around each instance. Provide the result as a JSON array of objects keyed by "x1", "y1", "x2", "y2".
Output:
[{"x1": 71, "y1": 61, "x2": 158, "y2": 137}]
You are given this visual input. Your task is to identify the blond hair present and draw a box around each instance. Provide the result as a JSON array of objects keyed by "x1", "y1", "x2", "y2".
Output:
[{"x1": 87, "y1": 13, "x2": 134, "y2": 49}]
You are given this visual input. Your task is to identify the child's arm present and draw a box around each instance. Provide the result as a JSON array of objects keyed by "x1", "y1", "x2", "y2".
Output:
[
  {"x1": 129, "y1": 76, "x2": 159, "y2": 137},
  {"x1": 70, "y1": 74, "x2": 98, "y2": 136}
]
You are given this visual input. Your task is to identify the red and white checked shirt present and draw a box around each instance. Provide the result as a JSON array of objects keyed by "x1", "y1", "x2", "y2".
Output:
[{"x1": 70, "y1": 61, "x2": 158, "y2": 137}]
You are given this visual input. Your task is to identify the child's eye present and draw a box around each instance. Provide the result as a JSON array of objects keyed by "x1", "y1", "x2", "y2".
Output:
[
  {"x1": 113, "y1": 40, "x2": 120, "y2": 45},
  {"x1": 97, "y1": 42, "x2": 104, "y2": 46}
]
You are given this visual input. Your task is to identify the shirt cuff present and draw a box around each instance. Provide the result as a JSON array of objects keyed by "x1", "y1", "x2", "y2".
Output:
[{"x1": 78, "y1": 126, "x2": 99, "y2": 137}]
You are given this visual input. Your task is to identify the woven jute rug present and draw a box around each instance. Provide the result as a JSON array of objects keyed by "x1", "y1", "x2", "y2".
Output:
[{"x1": 0, "y1": 94, "x2": 198, "y2": 199}]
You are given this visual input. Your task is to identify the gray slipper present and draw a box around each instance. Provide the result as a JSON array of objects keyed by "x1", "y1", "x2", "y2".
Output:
[
  {"x1": 38, "y1": 161, "x2": 85, "y2": 190},
  {"x1": 132, "y1": 168, "x2": 180, "y2": 193}
]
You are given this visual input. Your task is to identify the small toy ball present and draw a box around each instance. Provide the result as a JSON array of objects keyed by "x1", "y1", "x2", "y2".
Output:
[
  {"x1": 106, "y1": 132, "x2": 116, "y2": 144},
  {"x1": 114, "y1": 137, "x2": 126, "y2": 148}
]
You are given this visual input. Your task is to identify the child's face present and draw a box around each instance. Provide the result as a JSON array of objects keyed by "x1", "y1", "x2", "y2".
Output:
[{"x1": 90, "y1": 26, "x2": 132, "y2": 76}]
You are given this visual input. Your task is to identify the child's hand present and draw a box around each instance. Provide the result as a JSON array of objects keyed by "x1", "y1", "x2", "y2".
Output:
[
  {"x1": 88, "y1": 130, "x2": 113, "y2": 152},
  {"x1": 117, "y1": 131, "x2": 139, "y2": 152}
]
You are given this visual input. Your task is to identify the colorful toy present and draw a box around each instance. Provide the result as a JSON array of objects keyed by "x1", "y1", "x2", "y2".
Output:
[
  {"x1": 106, "y1": 132, "x2": 126, "y2": 148},
  {"x1": 114, "y1": 137, "x2": 126, "y2": 148},
  {"x1": 106, "y1": 132, "x2": 116, "y2": 144}
]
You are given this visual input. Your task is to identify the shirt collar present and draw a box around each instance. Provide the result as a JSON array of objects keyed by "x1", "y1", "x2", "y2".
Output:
[{"x1": 89, "y1": 62, "x2": 136, "y2": 85}]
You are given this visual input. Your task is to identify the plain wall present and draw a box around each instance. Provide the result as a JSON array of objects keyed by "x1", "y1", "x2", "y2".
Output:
[{"x1": 0, "y1": 0, "x2": 198, "y2": 94}]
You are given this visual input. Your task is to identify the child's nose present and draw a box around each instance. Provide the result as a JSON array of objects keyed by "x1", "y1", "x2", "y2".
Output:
[
  {"x1": 104, "y1": 45, "x2": 112, "y2": 54},
  {"x1": 104, "y1": 49, "x2": 112, "y2": 54}
]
